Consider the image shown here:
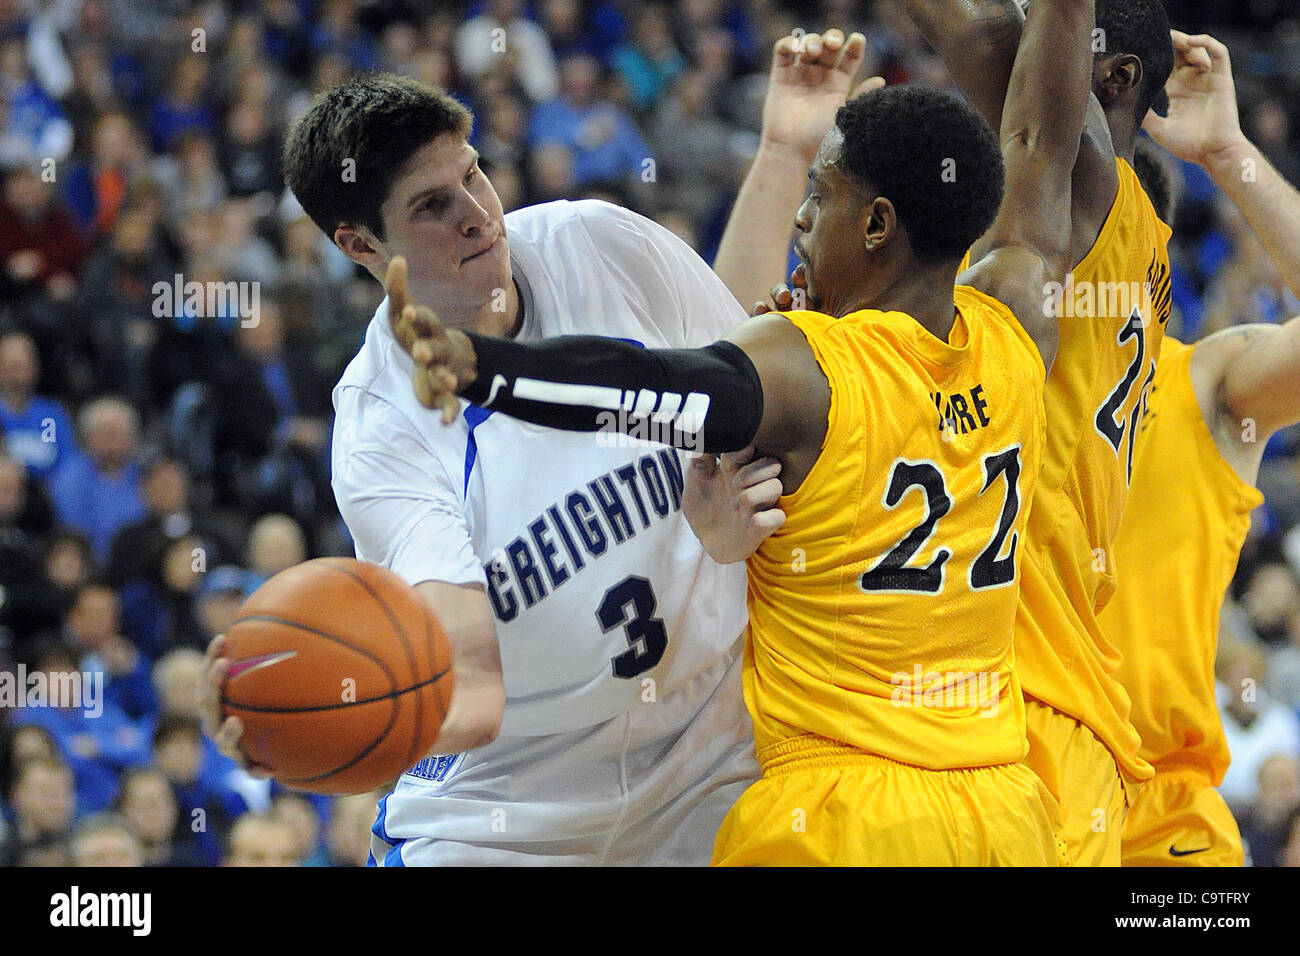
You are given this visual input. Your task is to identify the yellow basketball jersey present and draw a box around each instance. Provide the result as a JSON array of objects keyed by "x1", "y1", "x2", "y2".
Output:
[
  {"x1": 744, "y1": 285, "x2": 1046, "y2": 770},
  {"x1": 1099, "y1": 338, "x2": 1262, "y2": 782},
  {"x1": 992, "y1": 158, "x2": 1171, "y2": 790}
]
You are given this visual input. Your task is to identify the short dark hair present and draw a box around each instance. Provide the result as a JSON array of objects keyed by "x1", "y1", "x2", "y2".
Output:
[
  {"x1": 833, "y1": 86, "x2": 1004, "y2": 262},
  {"x1": 1096, "y1": 0, "x2": 1175, "y2": 124},
  {"x1": 152, "y1": 713, "x2": 202, "y2": 749},
  {"x1": 284, "y1": 73, "x2": 473, "y2": 243}
]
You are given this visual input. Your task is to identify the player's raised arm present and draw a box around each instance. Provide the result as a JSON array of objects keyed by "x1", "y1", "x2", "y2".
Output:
[
  {"x1": 712, "y1": 28, "x2": 880, "y2": 310},
  {"x1": 904, "y1": 0, "x2": 1117, "y2": 272},
  {"x1": 1145, "y1": 31, "x2": 1300, "y2": 301},
  {"x1": 957, "y1": 0, "x2": 1097, "y2": 370}
]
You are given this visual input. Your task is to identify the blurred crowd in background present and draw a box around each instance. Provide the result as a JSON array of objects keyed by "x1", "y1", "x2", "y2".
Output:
[{"x1": 0, "y1": 0, "x2": 1298, "y2": 866}]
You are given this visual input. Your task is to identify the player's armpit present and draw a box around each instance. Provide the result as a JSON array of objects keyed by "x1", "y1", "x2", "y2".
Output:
[
  {"x1": 722, "y1": 313, "x2": 831, "y2": 492},
  {"x1": 414, "y1": 580, "x2": 505, "y2": 754}
]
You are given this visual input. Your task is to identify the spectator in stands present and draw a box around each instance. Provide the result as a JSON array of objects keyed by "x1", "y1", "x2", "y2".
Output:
[
  {"x1": 272, "y1": 793, "x2": 326, "y2": 867},
  {"x1": 246, "y1": 513, "x2": 306, "y2": 582},
  {"x1": 195, "y1": 563, "x2": 255, "y2": 647},
  {"x1": 223, "y1": 811, "x2": 301, "y2": 866},
  {"x1": 0, "y1": 755, "x2": 75, "y2": 866},
  {"x1": 0, "y1": 453, "x2": 62, "y2": 642},
  {"x1": 74, "y1": 202, "x2": 179, "y2": 400},
  {"x1": 1242, "y1": 560, "x2": 1300, "y2": 647},
  {"x1": 456, "y1": 0, "x2": 560, "y2": 104},
  {"x1": 0, "y1": 165, "x2": 85, "y2": 330},
  {"x1": 0, "y1": 722, "x2": 58, "y2": 805},
  {"x1": 217, "y1": 99, "x2": 282, "y2": 203},
  {"x1": 153, "y1": 714, "x2": 229, "y2": 866},
  {"x1": 48, "y1": 397, "x2": 146, "y2": 562},
  {"x1": 1281, "y1": 806, "x2": 1300, "y2": 868},
  {"x1": 0, "y1": 332, "x2": 75, "y2": 482},
  {"x1": 1217, "y1": 640, "x2": 1300, "y2": 815},
  {"x1": 209, "y1": 300, "x2": 332, "y2": 520},
  {"x1": 1239, "y1": 753, "x2": 1300, "y2": 867},
  {"x1": 611, "y1": 5, "x2": 686, "y2": 113},
  {"x1": 152, "y1": 130, "x2": 228, "y2": 231},
  {"x1": 40, "y1": 529, "x2": 91, "y2": 614},
  {"x1": 147, "y1": 56, "x2": 215, "y2": 154},
  {"x1": 0, "y1": 34, "x2": 73, "y2": 164},
  {"x1": 108, "y1": 454, "x2": 230, "y2": 589},
  {"x1": 64, "y1": 582, "x2": 156, "y2": 722},
  {"x1": 71, "y1": 812, "x2": 144, "y2": 866},
  {"x1": 529, "y1": 53, "x2": 650, "y2": 189},
  {"x1": 152, "y1": 647, "x2": 261, "y2": 818},
  {"x1": 116, "y1": 765, "x2": 204, "y2": 866},
  {"x1": 13, "y1": 637, "x2": 151, "y2": 814},
  {"x1": 62, "y1": 110, "x2": 147, "y2": 237},
  {"x1": 325, "y1": 790, "x2": 382, "y2": 867}
]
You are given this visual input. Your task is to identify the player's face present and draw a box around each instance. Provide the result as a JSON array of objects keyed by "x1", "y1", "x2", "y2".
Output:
[
  {"x1": 376, "y1": 135, "x2": 511, "y2": 313},
  {"x1": 794, "y1": 129, "x2": 870, "y2": 313}
]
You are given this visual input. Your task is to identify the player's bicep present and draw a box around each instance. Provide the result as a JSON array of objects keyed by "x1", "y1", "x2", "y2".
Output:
[
  {"x1": 723, "y1": 313, "x2": 831, "y2": 459},
  {"x1": 331, "y1": 400, "x2": 485, "y2": 589},
  {"x1": 1219, "y1": 321, "x2": 1300, "y2": 436}
]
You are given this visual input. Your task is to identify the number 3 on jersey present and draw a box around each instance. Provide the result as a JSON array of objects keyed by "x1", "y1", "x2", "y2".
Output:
[
  {"x1": 598, "y1": 576, "x2": 668, "y2": 679},
  {"x1": 858, "y1": 447, "x2": 1024, "y2": 595}
]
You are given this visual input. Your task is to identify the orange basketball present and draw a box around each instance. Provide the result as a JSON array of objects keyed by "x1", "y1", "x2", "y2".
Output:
[{"x1": 220, "y1": 557, "x2": 454, "y2": 795}]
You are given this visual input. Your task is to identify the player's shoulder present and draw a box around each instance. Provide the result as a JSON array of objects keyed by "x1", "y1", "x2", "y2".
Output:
[{"x1": 506, "y1": 199, "x2": 681, "y2": 261}]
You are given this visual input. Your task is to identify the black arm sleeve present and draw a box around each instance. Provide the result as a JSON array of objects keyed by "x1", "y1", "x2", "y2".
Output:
[{"x1": 460, "y1": 332, "x2": 764, "y2": 454}]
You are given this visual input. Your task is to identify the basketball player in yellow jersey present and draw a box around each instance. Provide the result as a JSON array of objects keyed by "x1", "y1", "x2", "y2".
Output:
[
  {"x1": 1099, "y1": 31, "x2": 1300, "y2": 867},
  {"x1": 378, "y1": 0, "x2": 1098, "y2": 864},
  {"x1": 898, "y1": 0, "x2": 1176, "y2": 863}
]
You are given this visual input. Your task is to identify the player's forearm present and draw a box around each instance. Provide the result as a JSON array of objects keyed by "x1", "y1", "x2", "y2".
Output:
[
  {"x1": 417, "y1": 581, "x2": 505, "y2": 753},
  {"x1": 902, "y1": 0, "x2": 1024, "y2": 131},
  {"x1": 1206, "y1": 137, "x2": 1300, "y2": 302},
  {"x1": 458, "y1": 332, "x2": 764, "y2": 454},
  {"x1": 987, "y1": 0, "x2": 1094, "y2": 271},
  {"x1": 713, "y1": 142, "x2": 813, "y2": 309}
]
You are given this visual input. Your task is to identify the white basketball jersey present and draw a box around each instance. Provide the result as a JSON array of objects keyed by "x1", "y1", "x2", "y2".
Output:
[{"x1": 332, "y1": 200, "x2": 751, "y2": 750}]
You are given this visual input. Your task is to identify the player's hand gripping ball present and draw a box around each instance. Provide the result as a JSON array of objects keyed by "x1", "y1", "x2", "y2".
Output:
[{"x1": 219, "y1": 558, "x2": 454, "y2": 794}]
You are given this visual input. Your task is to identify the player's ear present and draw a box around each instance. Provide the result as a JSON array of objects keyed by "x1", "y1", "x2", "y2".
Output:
[
  {"x1": 1094, "y1": 54, "x2": 1142, "y2": 108},
  {"x1": 335, "y1": 224, "x2": 384, "y2": 268},
  {"x1": 862, "y1": 197, "x2": 895, "y2": 253}
]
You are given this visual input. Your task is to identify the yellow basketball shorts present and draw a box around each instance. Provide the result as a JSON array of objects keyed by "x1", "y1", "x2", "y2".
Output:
[
  {"x1": 1121, "y1": 769, "x2": 1244, "y2": 867},
  {"x1": 710, "y1": 735, "x2": 1062, "y2": 866},
  {"x1": 1023, "y1": 699, "x2": 1129, "y2": 866}
]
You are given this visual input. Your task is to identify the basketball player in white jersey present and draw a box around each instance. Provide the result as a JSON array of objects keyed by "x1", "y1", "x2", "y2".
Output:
[{"x1": 200, "y1": 31, "x2": 871, "y2": 865}]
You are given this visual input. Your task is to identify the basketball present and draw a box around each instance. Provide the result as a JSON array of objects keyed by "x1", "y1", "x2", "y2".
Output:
[{"x1": 219, "y1": 558, "x2": 454, "y2": 795}]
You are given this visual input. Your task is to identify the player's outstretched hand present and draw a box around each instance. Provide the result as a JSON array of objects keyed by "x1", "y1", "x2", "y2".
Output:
[
  {"x1": 760, "y1": 28, "x2": 882, "y2": 161},
  {"x1": 199, "y1": 634, "x2": 271, "y2": 779},
  {"x1": 1143, "y1": 30, "x2": 1245, "y2": 168},
  {"x1": 684, "y1": 445, "x2": 787, "y2": 564},
  {"x1": 384, "y1": 256, "x2": 479, "y2": 424},
  {"x1": 751, "y1": 262, "x2": 811, "y2": 316}
]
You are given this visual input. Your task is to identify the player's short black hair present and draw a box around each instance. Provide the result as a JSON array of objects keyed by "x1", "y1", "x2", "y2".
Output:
[
  {"x1": 1132, "y1": 136, "x2": 1180, "y2": 224},
  {"x1": 832, "y1": 86, "x2": 1004, "y2": 263},
  {"x1": 284, "y1": 73, "x2": 473, "y2": 243},
  {"x1": 1095, "y1": 0, "x2": 1175, "y2": 124}
]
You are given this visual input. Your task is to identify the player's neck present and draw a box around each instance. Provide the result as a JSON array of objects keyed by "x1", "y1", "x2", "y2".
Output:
[
  {"x1": 441, "y1": 278, "x2": 524, "y2": 338},
  {"x1": 842, "y1": 262, "x2": 961, "y2": 342},
  {"x1": 1105, "y1": 109, "x2": 1138, "y2": 163}
]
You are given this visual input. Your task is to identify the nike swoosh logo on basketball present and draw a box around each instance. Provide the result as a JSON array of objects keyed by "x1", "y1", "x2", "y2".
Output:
[
  {"x1": 1168, "y1": 844, "x2": 1210, "y2": 857},
  {"x1": 485, "y1": 374, "x2": 509, "y2": 406},
  {"x1": 227, "y1": 651, "x2": 298, "y2": 680}
]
